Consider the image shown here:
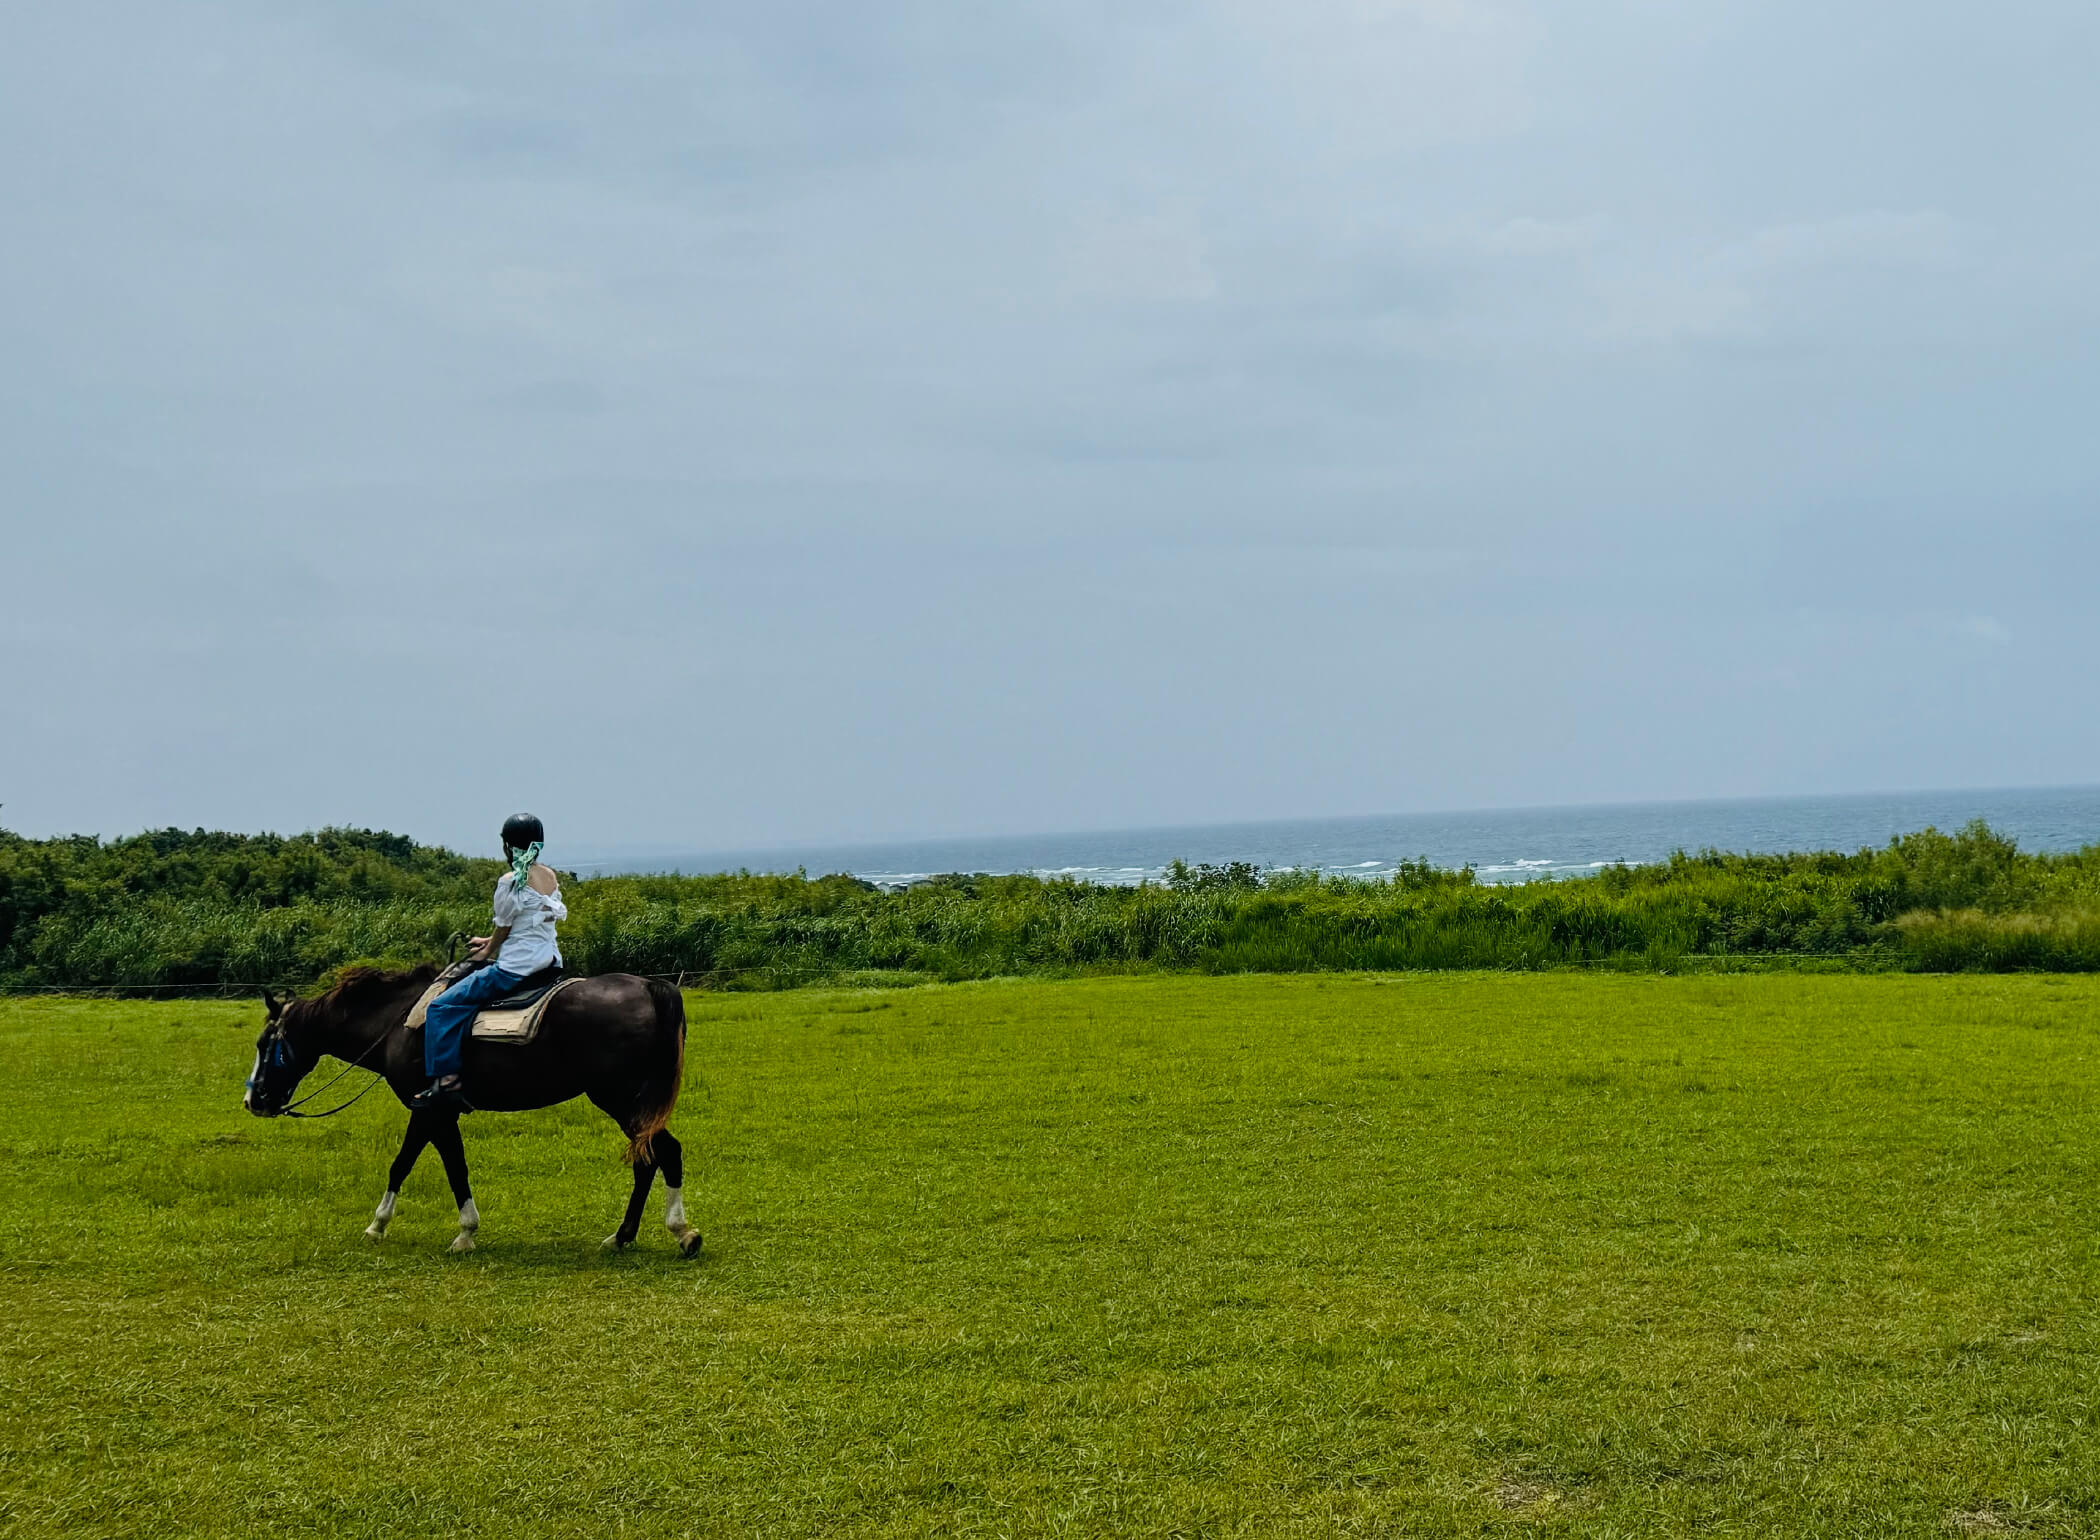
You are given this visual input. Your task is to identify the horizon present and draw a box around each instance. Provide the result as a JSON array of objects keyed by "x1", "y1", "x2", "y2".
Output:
[
  {"x1": 561, "y1": 779, "x2": 2100, "y2": 864},
  {"x1": 12, "y1": 780, "x2": 2095, "y2": 871}
]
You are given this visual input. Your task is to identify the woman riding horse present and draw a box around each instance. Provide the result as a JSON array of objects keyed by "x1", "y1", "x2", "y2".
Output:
[
  {"x1": 413, "y1": 811, "x2": 565, "y2": 1111},
  {"x1": 241, "y1": 815, "x2": 698, "y2": 1256}
]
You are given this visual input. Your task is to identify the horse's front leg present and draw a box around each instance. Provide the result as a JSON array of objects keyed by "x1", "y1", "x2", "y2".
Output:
[
  {"x1": 366, "y1": 1111, "x2": 438, "y2": 1242},
  {"x1": 429, "y1": 1115, "x2": 479, "y2": 1253}
]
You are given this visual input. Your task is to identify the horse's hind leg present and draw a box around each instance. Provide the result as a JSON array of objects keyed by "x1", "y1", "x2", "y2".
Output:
[
  {"x1": 604, "y1": 1145, "x2": 658, "y2": 1251},
  {"x1": 651, "y1": 1129, "x2": 703, "y2": 1259},
  {"x1": 428, "y1": 1116, "x2": 479, "y2": 1253},
  {"x1": 367, "y1": 1112, "x2": 437, "y2": 1242}
]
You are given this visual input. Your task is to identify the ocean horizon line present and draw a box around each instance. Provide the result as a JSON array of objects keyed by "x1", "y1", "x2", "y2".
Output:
[
  {"x1": 563, "y1": 783, "x2": 2100, "y2": 887},
  {"x1": 567, "y1": 781, "x2": 2100, "y2": 865}
]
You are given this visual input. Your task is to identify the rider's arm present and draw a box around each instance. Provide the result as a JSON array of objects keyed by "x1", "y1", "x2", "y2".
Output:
[{"x1": 477, "y1": 871, "x2": 525, "y2": 962}]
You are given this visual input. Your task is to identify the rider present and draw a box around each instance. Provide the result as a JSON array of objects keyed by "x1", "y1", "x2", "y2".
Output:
[{"x1": 412, "y1": 813, "x2": 566, "y2": 1110}]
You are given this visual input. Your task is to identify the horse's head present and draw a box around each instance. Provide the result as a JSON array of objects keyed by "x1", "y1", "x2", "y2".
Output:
[{"x1": 243, "y1": 989, "x2": 319, "y2": 1117}]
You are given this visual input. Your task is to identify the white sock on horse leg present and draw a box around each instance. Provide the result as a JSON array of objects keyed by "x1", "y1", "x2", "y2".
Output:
[
  {"x1": 664, "y1": 1187, "x2": 686, "y2": 1233},
  {"x1": 365, "y1": 1190, "x2": 398, "y2": 1241},
  {"x1": 448, "y1": 1197, "x2": 480, "y2": 1253}
]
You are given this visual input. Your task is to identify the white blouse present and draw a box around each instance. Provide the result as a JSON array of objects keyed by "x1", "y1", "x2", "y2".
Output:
[{"x1": 492, "y1": 873, "x2": 567, "y2": 975}]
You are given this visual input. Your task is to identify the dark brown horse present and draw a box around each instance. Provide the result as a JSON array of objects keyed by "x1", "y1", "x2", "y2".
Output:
[{"x1": 243, "y1": 965, "x2": 701, "y2": 1257}]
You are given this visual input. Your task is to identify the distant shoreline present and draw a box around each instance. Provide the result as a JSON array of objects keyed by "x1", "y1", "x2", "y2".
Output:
[{"x1": 563, "y1": 784, "x2": 2100, "y2": 888}]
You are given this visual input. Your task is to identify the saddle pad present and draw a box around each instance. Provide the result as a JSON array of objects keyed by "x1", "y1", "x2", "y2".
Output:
[
  {"x1": 469, "y1": 979, "x2": 579, "y2": 1042},
  {"x1": 404, "y1": 975, "x2": 582, "y2": 1046}
]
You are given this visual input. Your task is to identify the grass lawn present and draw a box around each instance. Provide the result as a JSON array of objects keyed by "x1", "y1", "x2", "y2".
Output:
[{"x1": 2, "y1": 973, "x2": 2097, "y2": 1537}]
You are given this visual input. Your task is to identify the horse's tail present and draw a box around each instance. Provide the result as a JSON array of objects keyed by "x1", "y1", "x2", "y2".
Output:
[{"x1": 626, "y1": 976, "x2": 687, "y2": 1165}]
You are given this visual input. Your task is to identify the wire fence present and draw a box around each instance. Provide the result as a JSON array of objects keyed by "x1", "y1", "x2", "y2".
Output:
[
  {"x1": 0, "y1": 951, "x2": 1892, "y2": 999},
  {"x1": 0, "y1": 963, "x2": 876, "y2": 998}
]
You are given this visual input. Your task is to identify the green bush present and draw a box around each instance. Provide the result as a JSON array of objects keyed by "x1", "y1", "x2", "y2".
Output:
[{"x1": 9, "y1": 819, "x2": 2100, "y2": 990}]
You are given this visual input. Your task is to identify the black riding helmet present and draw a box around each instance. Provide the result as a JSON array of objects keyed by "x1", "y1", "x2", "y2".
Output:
[{"x1": 501, "y1": 812, "x2": 545, "y2": 856}]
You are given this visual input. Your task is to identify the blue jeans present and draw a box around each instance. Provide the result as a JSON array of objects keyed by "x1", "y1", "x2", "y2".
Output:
[{"x1": 424, "y1": 962, "x2": 525, "y2": 1079}]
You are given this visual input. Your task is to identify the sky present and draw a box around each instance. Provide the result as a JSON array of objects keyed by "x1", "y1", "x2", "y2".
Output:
[{"x1": 4, "y1": 1, "x2": 2098, "y2": 856}]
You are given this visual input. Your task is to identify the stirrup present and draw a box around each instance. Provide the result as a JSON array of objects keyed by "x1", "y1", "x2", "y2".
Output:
[{"x1": 410, "y1": 1075, "x2": 472, "y2": 1112}]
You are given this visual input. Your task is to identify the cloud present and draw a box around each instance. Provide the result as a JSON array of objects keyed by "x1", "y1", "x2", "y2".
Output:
[
  {"x1": 1219, "y1": 0, "x2": 1541, "y2": 146},
  {"x1": 1481, "y1": 216, "x2": 1612, "y2": 258},
  {"x1": 1362, "y1": 206, "x2": 2006, "y2": 352},
  {"x1": 1060, "y1": 205, "x2": 1218, "y2": 304},
  {"x1": 1957, "y1": 615, "x2": 2014, "y2": 647},
  {"x1": 1725, "y1": 209, "x2": 1972, "y2": 275}
]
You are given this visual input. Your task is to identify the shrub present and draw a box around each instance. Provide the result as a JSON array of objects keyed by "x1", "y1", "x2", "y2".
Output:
[{"x1": 10, "y1": 820, "x2": 2100, "y2": 990}]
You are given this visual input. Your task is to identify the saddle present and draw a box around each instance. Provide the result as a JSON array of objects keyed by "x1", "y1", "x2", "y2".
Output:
[
  {"x1": 405, "y1": 963, "x2": 580, "y2": 1045},
  {"x1": 480, "y1": 965, "x2": 565, "y2": 1013}
]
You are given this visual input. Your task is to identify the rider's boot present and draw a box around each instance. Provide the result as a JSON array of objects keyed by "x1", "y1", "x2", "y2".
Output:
[{"x1": 409, "y1": 1073, "x2": 472, "y2": 1112}]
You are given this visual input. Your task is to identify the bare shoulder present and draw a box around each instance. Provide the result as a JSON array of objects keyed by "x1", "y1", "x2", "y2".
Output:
[{"x1": 528, "y1": 863, "x2": 559, "y2": 895}]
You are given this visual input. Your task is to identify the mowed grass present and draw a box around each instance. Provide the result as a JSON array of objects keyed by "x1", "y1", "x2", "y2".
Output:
[{"x1": 3, "y1": 975, "x2": 2098, "y2": 1537}]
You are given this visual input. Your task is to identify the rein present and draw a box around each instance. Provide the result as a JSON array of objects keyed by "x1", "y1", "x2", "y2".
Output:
[
  {"x1": 275, "y1": 952, "x2": 463, "y2": 1119},
  {"x1": 277, "y1": 1022, "x2": 396, "y2": 1120}
]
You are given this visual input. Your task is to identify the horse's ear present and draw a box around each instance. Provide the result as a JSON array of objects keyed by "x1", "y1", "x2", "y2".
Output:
[{"x1": 262, "y1": 989, "x2": 284, "y2": 1019}]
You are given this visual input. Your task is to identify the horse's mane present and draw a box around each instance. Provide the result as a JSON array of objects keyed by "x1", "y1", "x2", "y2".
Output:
[{"x1": 301, "y1": 964, "x2": 438, "y2": 1026}]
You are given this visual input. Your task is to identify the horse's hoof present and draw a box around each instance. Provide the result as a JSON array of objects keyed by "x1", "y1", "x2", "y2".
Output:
[
  {"x1": 448, "y1": 1232, "x2": 476, "y2": 1254},
  {"x1": 603, "y1": 1233, "x2": 631, "y2": 1251},
  {"x1": 364, "y1": 1223, "x2": 387, "y2": 1244},
  {"x1": 679, "y1": 1230, "x2": 704, "y2": 1260}
]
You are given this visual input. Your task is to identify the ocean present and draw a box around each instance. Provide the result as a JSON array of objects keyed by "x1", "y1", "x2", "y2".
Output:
[{"x1": 567, "y1": 784, "x2": 2100, "y2": 888}]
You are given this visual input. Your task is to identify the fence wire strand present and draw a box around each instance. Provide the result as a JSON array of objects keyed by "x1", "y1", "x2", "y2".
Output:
[
  {"x1": 0, "y1": 964, "x2": 862, "y2": 998},
  {"x1": 0, "y1": 952, "x2": 1871, "y2": 998}
]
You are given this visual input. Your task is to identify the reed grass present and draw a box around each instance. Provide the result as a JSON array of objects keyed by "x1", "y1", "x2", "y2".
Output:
[{"x1": 9, "y1": 821, "x2": 2100, "y2": 989}]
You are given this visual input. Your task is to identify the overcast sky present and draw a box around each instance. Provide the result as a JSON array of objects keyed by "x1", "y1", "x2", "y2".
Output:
[{"x1": 5, "y1": 1, "x2": 2097, "y2": 854}]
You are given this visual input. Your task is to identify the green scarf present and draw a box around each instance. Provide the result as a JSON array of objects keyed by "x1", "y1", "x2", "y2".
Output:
[{"x1": 509, "y1": 841, "x2": 542, "y2": 893}]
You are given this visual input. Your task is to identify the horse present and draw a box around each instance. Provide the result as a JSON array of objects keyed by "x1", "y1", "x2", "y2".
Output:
[{"x1": 242, "y1": 964, "x2": 702, "y2": 1257}]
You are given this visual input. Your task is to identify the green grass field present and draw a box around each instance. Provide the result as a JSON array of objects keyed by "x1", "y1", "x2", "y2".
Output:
[{"x1": 3, "y1": 974, "x2": 2098, "y2": 1537}]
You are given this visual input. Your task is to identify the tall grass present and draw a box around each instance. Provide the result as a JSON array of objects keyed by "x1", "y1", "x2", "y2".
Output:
[
  {"x1": 9, "y1": 820, "x2": 2100, "y2": 989},
  {"x1": 1892, "y1": 908, "x2": 2100, "y2": 971}
]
